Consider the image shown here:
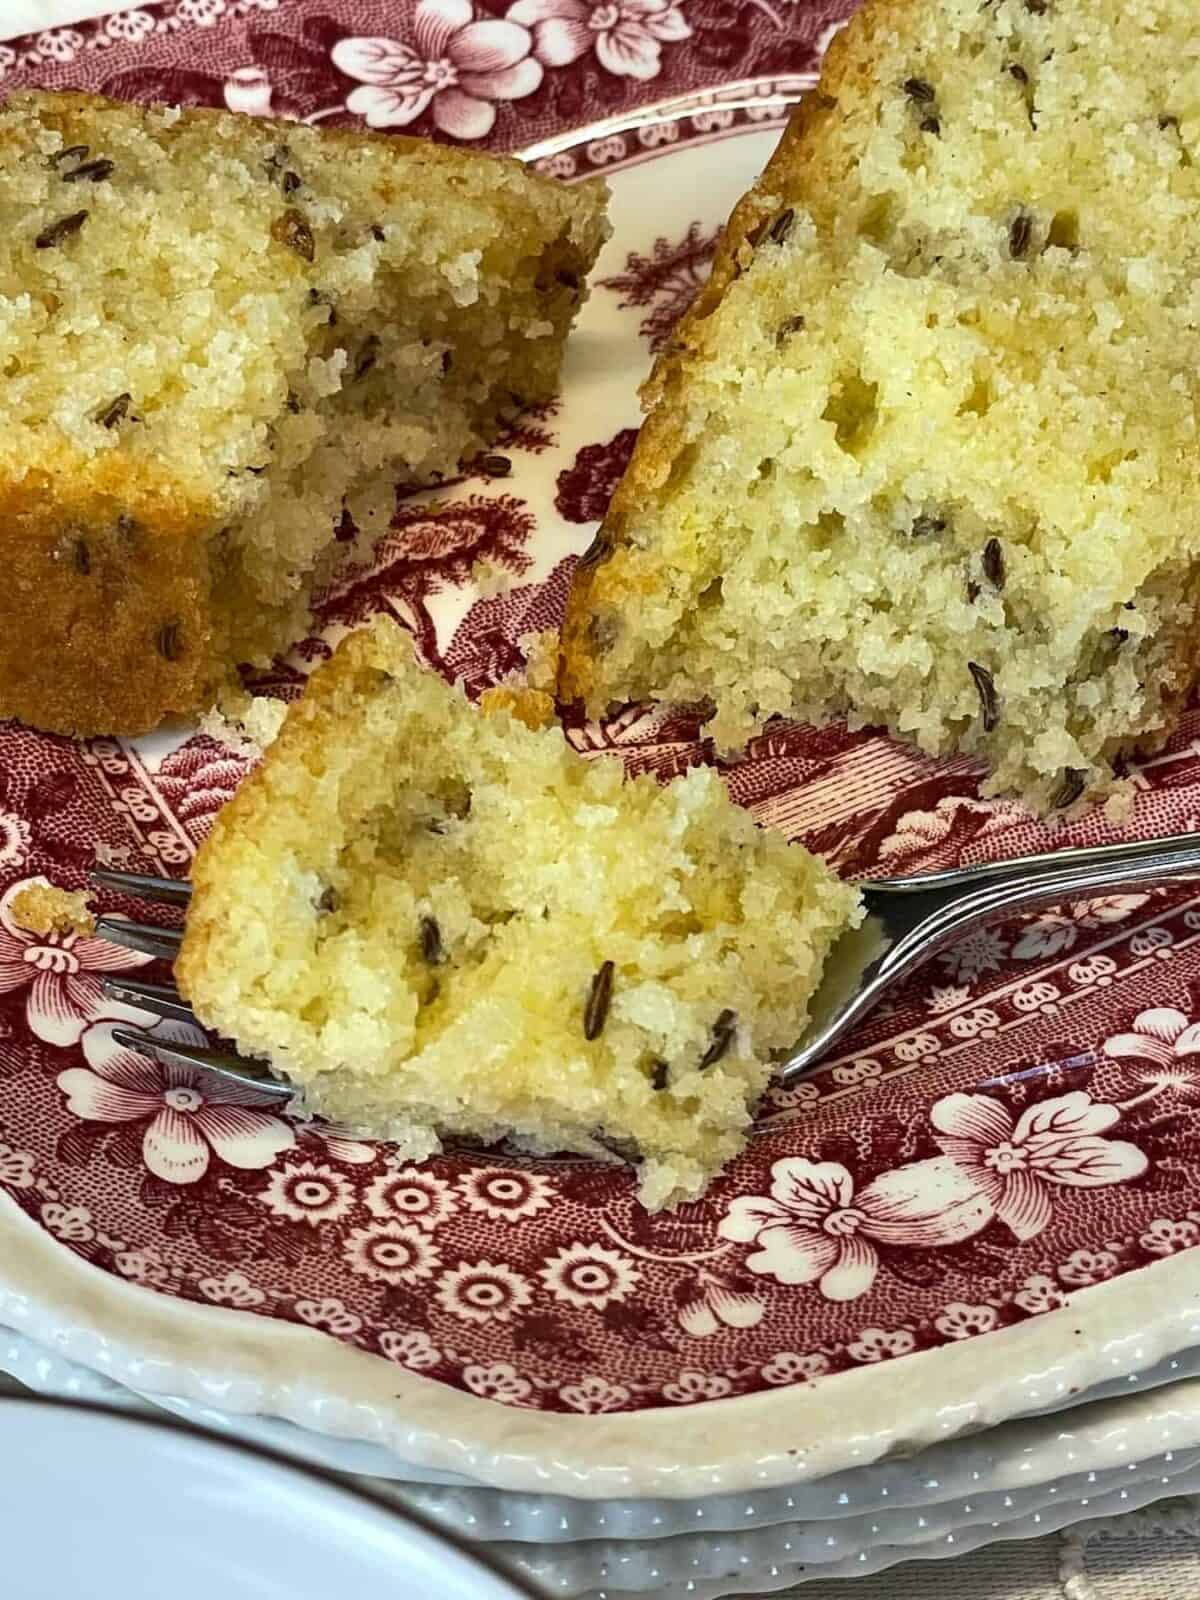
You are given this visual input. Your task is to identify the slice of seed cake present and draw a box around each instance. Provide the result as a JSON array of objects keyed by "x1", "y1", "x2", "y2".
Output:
[
  {"x1": 176, "y1": 619, "x2": 860, "y2": 1209},
  {"x1": 0, "y1": 91, "x2": 607, "y2": 736},
  {"x1": 560, "y1": 0, "x2": 1200, "y2": 811}
]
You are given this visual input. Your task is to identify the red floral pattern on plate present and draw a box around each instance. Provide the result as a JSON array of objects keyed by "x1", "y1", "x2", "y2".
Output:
[
  {"x1": 1, "y1": 0, "x2": 855, "y2": 160},
  {"x1": 4, "y1": 0, "x2": 1200, "y2": 1423}
]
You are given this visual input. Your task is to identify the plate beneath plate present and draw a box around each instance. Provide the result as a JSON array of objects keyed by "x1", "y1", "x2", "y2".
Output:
[{"x1": 6, "y1": 1320, "x2": 1200, "y2": 1599}]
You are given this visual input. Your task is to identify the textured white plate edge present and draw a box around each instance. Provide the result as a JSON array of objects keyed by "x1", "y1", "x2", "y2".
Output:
[
  {"x1": 10, "y1": 1311, "x2": 1200, "y2": 1597},
  {"x1": 12, "y1": 1309, "x2": 1200, "y2": 1541},
  {"x1": 574, "y1": 1456, "x2": 1200, "y2": 1599},
  {"x1": 6, "y1": 1195, "x2": 1200, "y2": 1500}
]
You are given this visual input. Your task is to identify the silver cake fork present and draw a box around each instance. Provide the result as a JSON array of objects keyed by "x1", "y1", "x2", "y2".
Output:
[{"x1": 92, "y1": 831, "x2": 1200, "y2": 1098}]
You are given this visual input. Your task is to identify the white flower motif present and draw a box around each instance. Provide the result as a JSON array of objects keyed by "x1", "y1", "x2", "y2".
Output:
[
  {"x1": 0, "y1": 45, "x2": 15, "y2": 77},
  {"x1": 539, "y1": 1241, "x2": 640, "y2": 1309},
  {"x1": 508, "y1": 0, "x2": 690, "y2": 82},
  {"x1": 662, "y1": 1369, "x2": 733, "y2": 1404},
  {"x1": 934, "y1": 1300, "x2": 999, "y2": 1340},
  {"x1": 559, "y1": 1374, "x2": 631, "y2": 1413},
  {"x1": 831, "y1": 1058, "x2": 882, "y2": 1087},
  {"x1": 675, "y1": 1269, "x2": 764, "y2": 1337},
  {"x1": 344, "y1": 1220, "x2": 441, "y2": 1285},
  {"x1": 462, "y1": 1361, "x2": 534, "y2": 1405},
  {"x1": 926, "y1": 983, "x2": 972, "y2": 1014},
  {"x1": 58, "y1": 1021, "x2": 295, "y2": 1184},
  {"x1": 1057, "y1": 1247, "x2": 1121, "y2": 1286},
  {"x1": 0, "y1": 812, "x2": 30, "y2": 870},
  {"x1": 40, "y1": 1202, "x2": 93, "y2": 1243},
  {"x1": 435, "y1": 1259, "x2": 534, "y2": 1323},
  {"x1": 261, "y1": 1160, "x2": 354, "y2": 1226},
  {"x1": 938, "y1": 926, "x2": 1009, "y2": 983},
  {"x1": 176, "y1": 0, "x2": 226, "y2": 23},
  {"x1": 760, "y1": 1350, "x2": 830, "y2": 1385},
  {"x1": 379, "y1": 1328, "x2": 442, "y2": 1370},
  {"x1": 223, "y1": 66, "x2": 276, "y2": 118},
  {"x1": 0, "y1": 1144, "x2": 34, "y2": 1189},
  {"x1": 763, "y1": 1079, "x2": 822, "y2": 1113},
  {"x1": 932, "y1": 1090, "x2": 1148, "y2": 1243},
  {"x1": 36, "y1": 27, "x2": 84, "y2": 59},
  {"x1": 846, "y1": 1326, "x2": 916, "y2": 1364},
  {"x1": 1139, "y1": 1217, "x2": 1200, "y2": 1257},
  {"x1": 875, "y1": 795, "x2": 1021, "y2": 870},
  {"x1": 1014, "y1": 1273, "x2": 1065, "y2": 1315},
  {"x1": 294, "y1": 1297, "x2": 361, "y2": 1336},
  {"x1": 115, "y1": 1245, "x2": 176, "y2": 1286},
  {"x1": 198, "y1": 1270, "x2": 265, "y2": 1308},
  {"x1": 366, "y1": 1167, "x2": 457, "y2": 1230},
  {"x1": 1103, "y1": 1008, "x2": 1200, "y2": 1098},
  {"x1": 456, "y1": 1165, "x2": 556, "y2": 1221},
  {"x1": 333, "y1": 1, "x2": 543, "y2": 142},
  {"x1": 1012, "y1": 895, "x2": 1150, "y2": 961},
  {"x1": 103, "y1": 12, "x2": 155, "y2": 42},
  {"x1": 719, "y1": 1154, "x2": 994, "y2": 1302},
  {"x1": 0, "y1": 877, "x2": 156, "y2": 1047}
]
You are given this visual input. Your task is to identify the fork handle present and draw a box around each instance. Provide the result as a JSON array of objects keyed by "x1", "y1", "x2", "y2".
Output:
[
  {"x1": 871, "y1": 829, "x2": 1200, "y2": 897},
  {"x1": 878, "y1": 843, "x2": 1200, "y2": 978},
  {"x1": 777, "y1": 842, "x2": 1200, "y2": 1085}
]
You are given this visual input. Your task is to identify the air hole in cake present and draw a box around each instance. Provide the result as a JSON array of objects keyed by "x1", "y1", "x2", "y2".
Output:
[
  {"x1": 958, "y1": 376, "x2": 994, "y2": 417},
  {"x1": 822, "y1": 372, "x2": 879, "y2": 454},
  {"x1": 858, "y1": 194, "x2": 897, "y2": 245},
  {"x1": 1046, "y1": 209, "x2": 1080, "y2": 251},
  {"x1": 811, "y1": 510, "x2": 846, "y2": 550}
]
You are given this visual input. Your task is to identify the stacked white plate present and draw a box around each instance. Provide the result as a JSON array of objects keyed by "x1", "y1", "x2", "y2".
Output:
[{"x1": 9, "y1": 1317, "x2": 1200, "y2": 1600}]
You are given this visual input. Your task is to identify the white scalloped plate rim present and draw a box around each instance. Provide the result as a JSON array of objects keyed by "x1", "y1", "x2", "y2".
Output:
[
  {"x1": 7, "y1": 1175, "x2": 1200, "y2": 1499},
  {"x1": 10, "y1": 1310, "x2": 1200, "y2": 1593}
]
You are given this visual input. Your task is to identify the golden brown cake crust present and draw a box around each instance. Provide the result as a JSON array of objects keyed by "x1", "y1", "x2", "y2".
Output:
[
  {"x1": 0, "y1": 446, "x2": 215, "y2": 736},
  {"x1": 559, "y1": 9, "x2": 910, "y2": 710},
  {"x1": 0, "y1": 90, "x2": 606, "y2": 737}
]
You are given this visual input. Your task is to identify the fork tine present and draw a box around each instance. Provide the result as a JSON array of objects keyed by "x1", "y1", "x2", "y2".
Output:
[
  {"x1": 100, "y1": 975, "x2": 196, "y2": 1026},
  {"x1": 110, "y1": 1028, "x2": 295, "y2": 1103},
  {"x1": 94, "y1": 915, "x2": 182, "y2": 962},
  {"x1": 91, "y1": 868, "x2": 192, "y2": 906}
]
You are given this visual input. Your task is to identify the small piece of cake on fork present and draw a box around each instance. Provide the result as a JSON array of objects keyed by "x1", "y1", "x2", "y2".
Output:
[
  {"x1": 0, "y1": 90, "x2": 607, "y2": 735},
  {"x1": 560, "y1": 0, "x2": 1200, "y2": 812},
  {"x1": 176, "y1": 620, "x2": 861, "y2": 1209}
]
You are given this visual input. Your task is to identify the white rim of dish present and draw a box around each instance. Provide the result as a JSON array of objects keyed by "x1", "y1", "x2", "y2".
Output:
[{"x1": 6, "y1": 1193, "x2": 1200, "y2": 1499}]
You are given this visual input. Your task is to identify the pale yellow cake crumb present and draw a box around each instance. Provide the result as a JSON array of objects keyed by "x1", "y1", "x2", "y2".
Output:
[
  {"x1": 11, "y1": 882, "x2": 94, "y2": 937},
  {"x1": 178, "y1": 618, "x2": 861, "y2": 1208},
  {"x1": 200, "y1": 691, "x2": 288, "y2": 759}
]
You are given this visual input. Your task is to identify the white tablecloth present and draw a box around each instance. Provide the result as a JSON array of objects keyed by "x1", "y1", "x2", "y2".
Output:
[
  {"x1": 3, "y1": 4, "x2": 1198, "y2": 1596},
  {"x1": 794, "y1": 1506, "x2": 1200, "y2": 1600}
]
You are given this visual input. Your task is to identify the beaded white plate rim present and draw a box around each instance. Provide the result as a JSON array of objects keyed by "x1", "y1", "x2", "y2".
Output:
[
  {"x1": 6, "y1": 1184, "x2": 1200, "y2": 1500},
  {"x1": 9, "y1": 1314, "x2": 1200, "y2": 1545},
  {"x1": 7, "y1": 1317, "x2": 1200, "y2": 1597}
]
